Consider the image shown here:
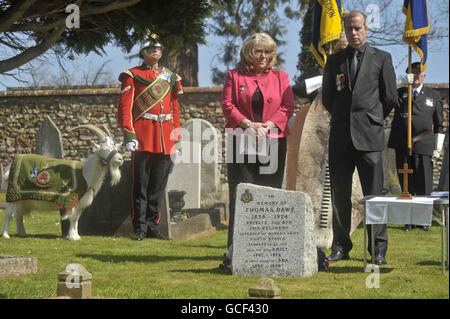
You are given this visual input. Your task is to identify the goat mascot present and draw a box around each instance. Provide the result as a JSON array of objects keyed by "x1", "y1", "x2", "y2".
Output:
[{"x1": 1, "y1": 125, "x2": 123, "y2": 240}]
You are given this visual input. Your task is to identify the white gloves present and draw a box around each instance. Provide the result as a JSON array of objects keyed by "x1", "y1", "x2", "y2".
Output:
[
  {"x1": 399, "y1": 73, "x2": 414, "y2": 86},
  {"x1": 304, "y1": 75, "x2": 323, "y2": 94},
  {"x1": 433, "y1": 133, "x2": 445, "y2": 159},
  {"x1": 406, "y1": 73, "x2": 414, "y2": 85},
  {"x1": 126, "y1": 139, "x2": 138, "y2": 152}
]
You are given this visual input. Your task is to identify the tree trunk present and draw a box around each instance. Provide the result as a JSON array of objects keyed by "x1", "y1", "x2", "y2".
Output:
[{"x1": 160, "y1": 43, "x2": 199, "y2": 87}]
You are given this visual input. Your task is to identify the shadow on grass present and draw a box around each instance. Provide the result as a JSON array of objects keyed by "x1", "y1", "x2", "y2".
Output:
[
  {"x1": 327, "y1": 266, "x2": 394, "y2": 274},
  {"x1": 76, "y1": 253, "x2": 222, "y2": 263},
  {"x1": 168, "y1": 267, "x2": 231, "y2": 276},
  {"x1": 26, "y1": 234, "x2": 62, "y2": 239},
  {"x1": 416, "y1": 260, "x2": 444, "y2": 266},
  {"x1": 177, "y1": 243, "x2": 227, "y2": 250},
  {"x1": 3, "y1": 233, "x2": 62, "y2": 240}
]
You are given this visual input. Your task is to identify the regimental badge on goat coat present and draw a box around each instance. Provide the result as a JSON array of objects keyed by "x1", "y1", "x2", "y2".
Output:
[{"x1": 6, "y1": 154, "x2": 88, "y2": 209}]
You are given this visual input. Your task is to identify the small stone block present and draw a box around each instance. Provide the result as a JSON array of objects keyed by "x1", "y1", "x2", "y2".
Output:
[
  {"x1": 57, "y1": 281, "x2": 92, "y2": 299},
  {"x1": 248, "y1": 277, "x2": 281, "y2": 299},
  {"x1": 0, "y1": 256, "x2": 38, "y2": 278},
  {"x1": 57, "y1": 263, "x2": 92, "y2": 282},
  {"x1": 57, "y1": 264, "x2": 92, "y2": 299}
]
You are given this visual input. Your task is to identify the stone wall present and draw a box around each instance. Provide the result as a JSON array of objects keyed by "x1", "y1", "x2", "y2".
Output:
[
  {"x1": 0, "y1": 84, "x2": 448, "y2": 184},
  {"x1": 0, "y1": 86, "x2": 308, "y2": 183}
]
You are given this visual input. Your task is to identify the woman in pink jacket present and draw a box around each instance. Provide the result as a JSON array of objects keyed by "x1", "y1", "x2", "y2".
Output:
[{"x1": 221, "y1": 33, "x2": 295, "y2": 259}]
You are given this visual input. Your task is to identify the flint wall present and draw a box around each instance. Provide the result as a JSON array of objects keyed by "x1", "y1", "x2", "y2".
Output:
[{"x1": 0, "y1": 84, "x2": 448, "y2": 186}]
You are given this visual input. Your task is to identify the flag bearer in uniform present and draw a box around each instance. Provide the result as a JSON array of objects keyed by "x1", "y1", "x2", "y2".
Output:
[
  {"x1": 117, "y1": 34, "x2": 183, "y2": 241},
  {"x1": 388, "y1": 62, "x2": 445, "y2": 231}
]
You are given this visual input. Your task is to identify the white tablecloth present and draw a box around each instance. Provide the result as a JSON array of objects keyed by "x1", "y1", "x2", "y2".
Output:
[{"x1": 365, "y1": 197, "x2": 436, "y2": 226}]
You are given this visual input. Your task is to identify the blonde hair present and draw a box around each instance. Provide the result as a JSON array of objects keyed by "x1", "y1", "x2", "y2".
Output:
[{"x1": 237, "y1": 33, "x2": 277, "y2": 74}]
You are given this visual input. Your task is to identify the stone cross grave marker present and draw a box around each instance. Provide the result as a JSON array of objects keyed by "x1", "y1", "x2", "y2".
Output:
[
  {"x1": 35, "y1": 115, "x2": 64, "y2": 159},
  {"x1": 231, "y1": 183, "x2": 317, "y2": 278}
]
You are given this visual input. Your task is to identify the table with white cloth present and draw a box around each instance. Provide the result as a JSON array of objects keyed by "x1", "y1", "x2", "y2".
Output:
[{"x1": 360, "y1": 195, "x2": 449, "y2": 274}]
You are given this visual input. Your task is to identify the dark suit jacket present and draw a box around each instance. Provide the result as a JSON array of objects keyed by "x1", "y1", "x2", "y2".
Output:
[
  {"x1": 388, "y1": 86, "x2": 444, "y2": 155},
  {"x1": 322, "y1": 45, "x2": 399, "y2": 152}
]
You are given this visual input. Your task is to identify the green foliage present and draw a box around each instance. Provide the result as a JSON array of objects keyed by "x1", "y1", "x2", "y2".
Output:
[
  {"x1": 0, "y1": 0, "x2": 212, "y2": 74},
  {"x1": 0, "y1": 210, "x2": 448, "y2": 299},
  {"x1": 295, "y1": 0, "x2": 320, "y2": 83},
  {"x1": 61, "y1": 0, "x2": 211, "y2": 55}
]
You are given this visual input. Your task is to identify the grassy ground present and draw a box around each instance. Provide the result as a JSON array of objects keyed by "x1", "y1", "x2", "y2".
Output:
[{"x1": 0, "y1": 209, "x2": 448, "y2": 299}]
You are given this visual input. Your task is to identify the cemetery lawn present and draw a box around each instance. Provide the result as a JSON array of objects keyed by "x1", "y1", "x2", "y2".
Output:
[{"x1": 0, "y1": 209, "x2": 448, "y2": 299}]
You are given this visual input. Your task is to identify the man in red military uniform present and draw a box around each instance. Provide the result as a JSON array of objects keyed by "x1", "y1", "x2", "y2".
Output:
[{"x1": 117, "y1": 34, "x2": 183, "y2": 241}]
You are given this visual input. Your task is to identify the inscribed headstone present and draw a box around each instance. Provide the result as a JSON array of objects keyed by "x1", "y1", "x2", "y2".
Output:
[{"x1": 232, "y1": 183, "x2": 317, "y2": 278}]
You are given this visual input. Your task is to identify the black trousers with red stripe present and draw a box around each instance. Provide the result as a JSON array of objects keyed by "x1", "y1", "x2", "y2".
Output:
[{"x1": 131, "y1": 151, "x2": 173, "y2": 236}]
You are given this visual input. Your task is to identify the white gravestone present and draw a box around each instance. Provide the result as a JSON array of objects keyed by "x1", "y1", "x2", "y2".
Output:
[
  {"x1": 232, "y1": 183, "x2": 317, "y2": 278},
  {"x1": 181, "y1": 119, "x2": 220, "y2": 198},
  {"x1": 166, "y1": 141, "x2": 201, "y2": 209}
]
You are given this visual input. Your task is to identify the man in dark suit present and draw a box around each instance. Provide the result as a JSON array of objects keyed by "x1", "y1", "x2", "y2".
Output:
[
  {"x1": 388, "y1": 62, "x2": 445, "y2": 231},
  {"x1": 322, "y1": 10, "x2": 399, "y2": 265}
]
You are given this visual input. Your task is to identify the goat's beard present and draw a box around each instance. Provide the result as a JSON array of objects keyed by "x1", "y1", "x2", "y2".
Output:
[{"x1": 109, "y1": 165, "x2": 121, "y2": 186}]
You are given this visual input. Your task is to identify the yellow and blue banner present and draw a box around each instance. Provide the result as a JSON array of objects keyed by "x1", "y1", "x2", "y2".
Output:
[
  {"x1": 310, "y1": 0, "x2": 343, "y2": 68},
  {"x1": 403, "y1": 0, "x2": 429, "y2": 71}
]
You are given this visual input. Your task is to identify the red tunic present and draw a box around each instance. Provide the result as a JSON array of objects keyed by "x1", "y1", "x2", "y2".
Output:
[{"x1": 117, "y1": 65, "x2": 182, "y2": 155}]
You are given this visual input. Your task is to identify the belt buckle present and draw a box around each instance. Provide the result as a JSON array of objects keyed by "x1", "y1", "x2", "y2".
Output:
[{"x1": 159, "y1": 114, "x2": 166, "y2": 122}]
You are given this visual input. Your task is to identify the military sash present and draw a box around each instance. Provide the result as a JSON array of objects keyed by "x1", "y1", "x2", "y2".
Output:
[{"x1": 132, "y1": 67, "x2": 174, "y2": 122}]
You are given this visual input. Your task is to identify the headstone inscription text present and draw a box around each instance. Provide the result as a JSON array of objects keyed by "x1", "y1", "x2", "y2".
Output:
[{"x1": 232, "y1": 183, "x2": 317, "y2": 277}]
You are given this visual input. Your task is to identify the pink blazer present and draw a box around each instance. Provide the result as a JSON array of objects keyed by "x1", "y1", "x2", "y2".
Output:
[{"x1": 221, "y1": 68, "x2": 295, "y2": 138}]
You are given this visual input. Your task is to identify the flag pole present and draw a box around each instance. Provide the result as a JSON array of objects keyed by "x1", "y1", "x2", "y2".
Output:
[
  {"x1": 398, "y1": 45, "x2": 414, "y2": 200},
  {"x1": 407, "y1": 46, "x2": 413, "y2": 156}
]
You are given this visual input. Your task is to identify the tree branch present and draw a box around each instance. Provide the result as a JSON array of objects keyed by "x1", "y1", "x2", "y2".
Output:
[
  {"x1": 0, "y1": 25, "x2": 65, "y2": 74},
  {"x1": 81, "y1": 0, "x2": 142, "y2": 16},
  {"x1": 0, "y1": 0, "x2": 37, "y2": 33}
]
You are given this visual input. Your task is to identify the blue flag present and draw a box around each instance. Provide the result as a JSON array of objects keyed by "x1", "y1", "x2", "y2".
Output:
[{"x1": 403, "y1": 0, "x2": 430, "y2": 71}]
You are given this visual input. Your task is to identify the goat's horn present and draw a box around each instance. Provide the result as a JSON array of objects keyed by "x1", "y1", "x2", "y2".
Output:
[
  {"x1": 102, "y1": 124, "x2": 112, "y2": 137},
  {"x1": 69, "y1": 125, "x2": 107, "y2": 141}
]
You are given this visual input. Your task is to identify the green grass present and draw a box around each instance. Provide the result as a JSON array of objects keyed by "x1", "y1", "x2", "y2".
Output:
[{"x1": 0, "y1": 209, "x2": 448, "y2": 299}]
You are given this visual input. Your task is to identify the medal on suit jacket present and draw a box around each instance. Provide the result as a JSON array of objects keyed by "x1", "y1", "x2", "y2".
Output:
[{"x1": 336, "y1": 74, "x2": 345, "y2": 91}]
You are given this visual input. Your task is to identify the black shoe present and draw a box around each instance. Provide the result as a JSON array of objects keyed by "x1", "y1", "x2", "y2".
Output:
[
  {"x1": 403, "y1": 224, "x2": 412, "y2": 232},
  {"x1": 134, "y1": 232, "x2": 146, "y2": 241},
  {"x1": 148, "y1": 232, "x2": 171, "y2": 240},
  {"x1": 419, "y1": 226, "x2": 430, "y2": 231},
  {"x1": 326, "y1": 250, "x2": 350, "y2": 263},
  {"x1": 374, "y1": 254, "x2": 387, "y2": 265}
]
